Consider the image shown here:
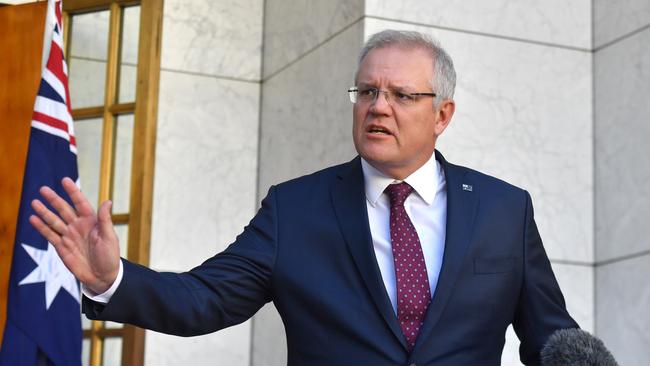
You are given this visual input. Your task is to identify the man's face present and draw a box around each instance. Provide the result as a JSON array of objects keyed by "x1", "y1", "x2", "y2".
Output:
[{"x1": 352, "y1": 45, "x2": 454, "y2": 179}]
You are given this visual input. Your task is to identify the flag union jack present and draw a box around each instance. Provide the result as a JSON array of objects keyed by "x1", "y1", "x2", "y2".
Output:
[
  {"x1": 0, "y1": 1, "x2": 82, "y2": 365},
  {"x1": 32, "y1": 0, "x2": 77, "y2": 153}
]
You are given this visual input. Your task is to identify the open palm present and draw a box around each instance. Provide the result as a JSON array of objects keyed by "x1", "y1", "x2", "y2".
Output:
[{"x1": 29, "y1": 177, "x2": 120, "y2": 295}]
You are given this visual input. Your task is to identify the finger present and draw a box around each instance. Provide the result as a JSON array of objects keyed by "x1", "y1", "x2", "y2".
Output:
[
  {"x1": 31, "y1": 199, "x2": 68, "y2": 235},
  {"x1": 39, "y1": 186, "x2": 78, "y2": 224},
  {"x1": 61, "y1": 177, "x2": 95, "y2": 217},
  {"x1": 97, "y1": 200, "x2": 116, "y2": 239},
  {"x1": 29, "y1": 214, "x2": 62, "y2": 246}
]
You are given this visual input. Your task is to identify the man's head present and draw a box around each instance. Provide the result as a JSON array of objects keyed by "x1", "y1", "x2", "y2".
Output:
[{"x1": 351, "y1": 30, "x2": 456, "y2": 179}]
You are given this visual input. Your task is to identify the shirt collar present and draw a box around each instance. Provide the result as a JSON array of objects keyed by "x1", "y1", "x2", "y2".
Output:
[{"x1": 361, "y1": 153, "x2": 443, "y2": 207}]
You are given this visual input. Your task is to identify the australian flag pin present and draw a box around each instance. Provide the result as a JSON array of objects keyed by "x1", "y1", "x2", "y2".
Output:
[{"x1": 462, "y1": 184, "x2": 473, "y2": 192}]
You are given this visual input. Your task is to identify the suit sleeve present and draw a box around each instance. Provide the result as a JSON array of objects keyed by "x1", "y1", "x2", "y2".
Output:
[
  {"x1": 82, "y1": 186, "x2": 278, "y2": 337},
  {"x1": 513, "y1": 191, "x2": 579, "y2": 365}
]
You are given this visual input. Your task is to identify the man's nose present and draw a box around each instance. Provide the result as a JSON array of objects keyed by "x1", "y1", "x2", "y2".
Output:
[{"x1": 369, "y1": 91, "x2": 392, "y2": 114}]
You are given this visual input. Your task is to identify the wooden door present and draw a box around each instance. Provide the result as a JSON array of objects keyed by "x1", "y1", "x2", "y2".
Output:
[{"x1": 0, "y1": 1, "x2": 48, "y2": 347}]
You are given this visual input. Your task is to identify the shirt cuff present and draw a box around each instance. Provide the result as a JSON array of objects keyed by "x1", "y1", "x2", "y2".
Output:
[{"x1": 81, "y1": 259, "x2": 124, "y2": 304}]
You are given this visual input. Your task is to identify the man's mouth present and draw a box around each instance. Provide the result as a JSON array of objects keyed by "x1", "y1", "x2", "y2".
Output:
[{"x1": 367, "y1": 126, "x2": 391, "y2": 135}]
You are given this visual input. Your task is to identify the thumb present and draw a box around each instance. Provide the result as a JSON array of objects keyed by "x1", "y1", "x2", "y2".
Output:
[{"x1": 97, "y1": 200, "x2": 115, "y2": 237}]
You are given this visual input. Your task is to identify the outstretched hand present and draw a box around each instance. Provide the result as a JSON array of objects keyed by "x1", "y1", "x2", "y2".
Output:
[{"x1": 29, "y1": 177, "x2": 121, "y2": 295}]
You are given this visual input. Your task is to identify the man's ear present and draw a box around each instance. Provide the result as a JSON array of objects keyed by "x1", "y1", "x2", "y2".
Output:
[{"x1": 434, "y1": 99, "x2": 455, "y2": 136}]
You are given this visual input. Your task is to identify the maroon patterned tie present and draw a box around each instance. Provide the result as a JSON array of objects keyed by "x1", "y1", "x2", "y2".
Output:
[{"x1": 386, "y1": 182, "x2": 431, "y2": 350}]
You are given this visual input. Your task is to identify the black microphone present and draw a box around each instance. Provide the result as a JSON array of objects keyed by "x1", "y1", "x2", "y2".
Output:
[{"x1": 540, "y1": 328, "x2": 618, "y2": 365}]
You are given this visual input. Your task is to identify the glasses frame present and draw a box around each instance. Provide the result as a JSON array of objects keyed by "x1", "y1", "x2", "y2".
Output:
[{"x1": 348, "y1": 86, "x2": 436, "y2": 106}]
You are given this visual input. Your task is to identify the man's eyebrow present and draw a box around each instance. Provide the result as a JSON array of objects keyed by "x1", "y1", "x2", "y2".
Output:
[
  {"x1": 385, "y1": 84, "x2": 419, "y2": 93},
  {"x1": 356, "y1": 82, "x2": 416, "y2": 90},
  {"x1": 390, "y1": 84, "x2": 414, "y2": 91},
  {"x1": 355, "y1": 81, "x2": 375, "y2": 87}
]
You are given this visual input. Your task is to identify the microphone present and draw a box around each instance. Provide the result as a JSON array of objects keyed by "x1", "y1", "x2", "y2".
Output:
[{"x1": 540, "y1": 328, "x2": 618, "y2": 365}]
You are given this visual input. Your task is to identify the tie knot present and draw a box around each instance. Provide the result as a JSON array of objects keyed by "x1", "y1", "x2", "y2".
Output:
[{"x1": 385, "y1": 182, "x2": 413, "y2": 207}]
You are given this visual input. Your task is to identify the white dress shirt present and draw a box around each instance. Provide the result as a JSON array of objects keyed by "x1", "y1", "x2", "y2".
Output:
[
  {"x1": 86, "y1": 154, "x2": 448, "y2": 306},
  {"x1": 361, "y1": 153, "x2": 447, "y2": 314}
]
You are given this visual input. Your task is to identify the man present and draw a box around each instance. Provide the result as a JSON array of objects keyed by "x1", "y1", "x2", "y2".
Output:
[{"x1": 30, "y1": 30, "x2": 578, "y2": 365}]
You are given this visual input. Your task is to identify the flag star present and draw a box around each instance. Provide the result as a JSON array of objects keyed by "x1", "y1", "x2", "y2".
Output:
[{"x1": 19, "y1": 242, "x2": 80, "y2": 309}]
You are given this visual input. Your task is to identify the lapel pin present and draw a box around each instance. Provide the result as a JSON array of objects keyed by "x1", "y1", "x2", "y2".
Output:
[{"x1": 462, "y1": 184, "x2": 473, "y2": 192}]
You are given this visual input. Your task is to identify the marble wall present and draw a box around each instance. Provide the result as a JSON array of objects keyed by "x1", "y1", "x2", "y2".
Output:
[
  {"x1": 258, "y1": 0, "x2": 364, "y2": 190},
  {"x1": 594, "y1": 1, "x2": 650, "y2": 364},
  {"x1": 365, "y1": 0, "x2": 591, "y2": 49},
  {"x1": 146, "y1": 0, "x2": 262, "y2": 365}
]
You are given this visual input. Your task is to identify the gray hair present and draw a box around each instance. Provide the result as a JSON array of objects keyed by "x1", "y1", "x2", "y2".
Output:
[{"x1": 354, "y1": 30, "x2": 456, "y2": 107}]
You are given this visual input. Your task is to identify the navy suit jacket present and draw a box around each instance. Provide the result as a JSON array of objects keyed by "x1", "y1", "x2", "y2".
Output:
[{"x1": 84, "y1": 151, "x2": 578, "y2": 365}]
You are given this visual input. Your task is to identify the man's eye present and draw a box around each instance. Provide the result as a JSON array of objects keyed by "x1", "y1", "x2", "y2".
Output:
[
  {"x1": 395, "y1": 92, "x2": 415, "y2": 101},
  {"x1": 359, "y1": 88, "x2": 377, "y2": 97}
]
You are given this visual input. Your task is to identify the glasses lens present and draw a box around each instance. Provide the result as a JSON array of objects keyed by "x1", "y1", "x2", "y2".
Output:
[
  {"x1": 391, "y1": 91, "x2": 417, "y2": 106},
  {"x1": 348, "y1": 88, "x2": 357, "y2": 103},
  {"x1": 349, "y1": 87, "x2": 430, "y2": 106},
  {"x1": 357, "y1": 87, "x2": 377, "y2": 103}
]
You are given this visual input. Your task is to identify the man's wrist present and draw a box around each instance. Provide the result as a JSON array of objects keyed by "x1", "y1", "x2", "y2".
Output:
[{"x1": 81, "y1": 259, "x2": 124, "y2": 304}]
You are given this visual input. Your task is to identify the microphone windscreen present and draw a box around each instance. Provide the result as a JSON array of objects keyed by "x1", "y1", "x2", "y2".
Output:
[{"x1": 540, "y1": 328, "x2": 618, "y2": 366}]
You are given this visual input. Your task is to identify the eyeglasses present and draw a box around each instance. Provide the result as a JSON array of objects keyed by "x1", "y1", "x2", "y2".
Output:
[{"x1": 348, "y1": 86, "x2": 436, "y2": 107}]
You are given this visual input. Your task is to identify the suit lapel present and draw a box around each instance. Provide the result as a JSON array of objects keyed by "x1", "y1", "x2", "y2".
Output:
[
  {"x1": 330, "y1": 157, "x2": 408, "y2": 350},
  {"x1": 414, "y1": 151, "x2": 480, "y2": 352}
]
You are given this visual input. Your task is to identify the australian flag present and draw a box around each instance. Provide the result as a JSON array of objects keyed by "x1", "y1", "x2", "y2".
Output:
[{"x1": 0, "y1": 1, "x2": 82, "y2": 365}]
